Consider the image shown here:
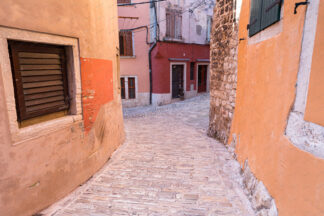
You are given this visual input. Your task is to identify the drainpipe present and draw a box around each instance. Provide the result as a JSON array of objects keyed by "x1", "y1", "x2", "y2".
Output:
[
  {"x1": 149, "y1": 0, "x2": 159, "y2": 105},
  {"x1": 149, "y1": 42, "x2": 157, "y2": 105}
]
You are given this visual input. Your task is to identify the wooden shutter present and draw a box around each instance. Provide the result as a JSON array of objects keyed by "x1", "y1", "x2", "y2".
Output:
[
  {"x1": 118, "y1": 0, "x2": 131, "y2": 4},
  {"x1": 125, "y1": 31, "x2": 133, "y2": 56},
  {"x1": 128, "y1": 78, "x2": 136, "y2": 99},
  {"x1": 249, "y1": 0, "x2": 263, "y2": 37},
  {"x1": 120, "y1": 78, "x2": 126, "y2": 99},
  {"x1": 190, "y1": 62, "x2": 195, "y2": 80},
  {"x1": 166, "y1": 9, "x2": 171, "y2": 38},
  {"x1": 261, "y1": 0, "x2": 282, "y2": 30},
  {"x1": 8, "y1": 41, "x2": 69, "y2": 121},
  {"x1": 175, "y1": 11, "x2": 182, "y2": 39},
  {"x1": 170, "y1": 10, "x2": 176, "y2": 38},
  {"x1": 119, "y1": 32, "x2": 125, "y2": 56}
]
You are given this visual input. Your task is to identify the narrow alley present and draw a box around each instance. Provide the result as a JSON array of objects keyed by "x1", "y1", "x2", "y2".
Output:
[{"x1": 42, "y1": 94, "x2": 254, "y2": 216}]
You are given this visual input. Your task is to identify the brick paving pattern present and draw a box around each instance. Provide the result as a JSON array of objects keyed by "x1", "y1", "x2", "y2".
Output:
[{"x1": 43, "y1": 94, "x2": 255, "y2": 216}]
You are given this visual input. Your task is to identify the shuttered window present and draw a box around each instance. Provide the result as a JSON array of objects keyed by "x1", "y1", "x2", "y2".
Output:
[
  {"x1": 190, "y1": 62, "x2": 195, "y2": 80},
  {"x1": 166, "y1": 9, "x2": 182, "y2": 39},
  {"x1": 8, "y1": 41, "x2": 69, "y2": 122},
  {"x1": 119, "y1": 31, "x2": 133, "y2": 56},
  {"x1": 249, "y1": 0, "x2": 282, "y2": 37},
  {"x1": 121, "y1": 77, "x2": 126, "y2": 99},
  {"x1": 128, "y1": 78, "x2": 136, "y2": 99},
  {"x1": 118, "y1": 0, "x2": 131, "y2": 4}
]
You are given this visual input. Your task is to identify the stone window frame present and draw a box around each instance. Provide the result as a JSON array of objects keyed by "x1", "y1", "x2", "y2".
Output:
[
  {"x1": 120, "y1": 76, "x2": 138, "y2": 100},
  {"x1": 196, "y1": 63, "x2": 210, "y2": 93},
  {"x1": 0, "y1": 27, "x2": 82, "y2": 145},
  {"x1": 285, "y1": 0, "x2": 324, "y2": 159}
]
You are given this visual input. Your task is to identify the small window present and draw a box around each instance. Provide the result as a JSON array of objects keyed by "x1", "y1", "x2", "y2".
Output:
[
  {"x1": 190, "y1": 62, "x2": 195, "y2": 80},
  {"x1": 248, "y1": 0, "x2": 282, "y2": 37},
  {"x1": 118, "y1": 0, "x2": 131, "y2": 4},
  {"x1": 120, "y1": 77, "x2": 126, "y2": 99},
  {"x1": 8, "y1": 41, "x2": 69, "y2": 122},
  {"x1": 128, "y1": 77, "x2": 136, "y2": 99},
  {"x1": 166, "y1": 9, "x2": 182, "y2": 39},
  {"x1": 119, "y1": 31, "x2": 133, "y2": 56}
]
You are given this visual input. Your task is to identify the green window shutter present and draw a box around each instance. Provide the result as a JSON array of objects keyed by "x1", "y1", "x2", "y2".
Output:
[
  {"x1": 249, "y1": 0, "x2": 263, "y2": 37},
  {"x1": 261, "y1": 0, "x2": 282, "y2": 30}
]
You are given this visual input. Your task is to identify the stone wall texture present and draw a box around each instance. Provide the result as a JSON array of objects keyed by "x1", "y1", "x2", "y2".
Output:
[{"x1": 208, "y1": 0, "x2": 238, "y2": 144}]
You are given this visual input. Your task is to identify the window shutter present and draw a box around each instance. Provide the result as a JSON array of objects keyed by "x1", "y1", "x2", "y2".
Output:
[
  {"x1": 128, "y1": 78, "x2": 136, "y2": 99},
  {"x1": 261, "y1": 0, "x2": 282, "y2": 30},
  {"x1": 119, "y1": 32, "x2": 125, "y2": 56},
  {"x1": 166, "y1": 10, "x2": 171, "y2": 37},
  {"x1": 125, "y1": 31, "x2": 133, "y2": 56},
  {"x1": 176, "y1": 11, "x2": 182, "y2": 39},
  {"x1": 249, "y1": 0, "x2": 263, "y2": 37},
  {"x1": 120, "y1": 78, "x2": 126, "y2": 99},
  {"x1": 170, "y1": 10, "x2": 176, "y2": 38},
  {"x1": 8, "y1": 41, "x2": 69, "y2": 121},
  {"x1": 118, "y1": 0, "x2": 131, "y2": 4}
]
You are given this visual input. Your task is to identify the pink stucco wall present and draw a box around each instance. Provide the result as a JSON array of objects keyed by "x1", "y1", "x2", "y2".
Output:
[{"x1": 118, "y1": 0, "x2": 151, "y2": 93}]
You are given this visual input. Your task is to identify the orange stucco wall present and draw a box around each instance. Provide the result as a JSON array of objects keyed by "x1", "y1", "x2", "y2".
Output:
[
  {"x1": 304, "y1": 1, "x2": 324, "y2": 127},
  {"x1": 0, "y1": 1, "x2": 124, "y2": 216},
  {"x1": 81, "y1": 58, "x2": 114, "y2": 131},
  {"x1": 231, "y1": 1, "x2": 324, "y2": 215}
]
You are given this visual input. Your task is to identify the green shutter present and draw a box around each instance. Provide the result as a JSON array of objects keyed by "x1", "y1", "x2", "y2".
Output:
[
  {"x1": 261, "y1": 0, "x2": 282, "y2": 30},
  {"x1": 249, "y1": 0, "x2": 263, "y2": 37}
]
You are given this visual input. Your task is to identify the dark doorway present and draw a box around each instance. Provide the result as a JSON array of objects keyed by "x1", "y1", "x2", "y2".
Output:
[
  {"x1": 198, "y1": 65, "x2": 208, "y2": 93},
  {"x1": 172, "y1": 65, "x2": 184, "y2": 98}
]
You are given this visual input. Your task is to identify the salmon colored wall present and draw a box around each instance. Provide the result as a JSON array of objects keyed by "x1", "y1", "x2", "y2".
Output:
[
  {"x1": 231, "y1": 1, "x2": 324, "y2": 216},
  {"x1": 0, "y1": 1, "x2": 124, "y2": 216},
  {"x1": 304, "y1": 1, "x2": 324, "y2": 126},
  {"x1": 118, "y1": 0, "x2": 151, "y2": 93},
  {"x1": 81, "y1": 58, "x2": 114, "y2": 131},
  {"x1": 152, "y1": 42, "x2": 210, "y2": 93}
]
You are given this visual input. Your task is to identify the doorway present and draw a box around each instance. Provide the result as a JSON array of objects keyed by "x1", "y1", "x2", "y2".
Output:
[
  {"x1": 171, "y1": 64, "x2": 184, "y2": 98},
  {"x1": 198, "y1": 65, "x2": 208, "y2": 92}
]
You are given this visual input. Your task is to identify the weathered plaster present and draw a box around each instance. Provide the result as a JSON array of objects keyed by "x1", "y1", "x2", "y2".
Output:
[{"x1": 285, "y1": 0, "x2": 324, "y2": 159}]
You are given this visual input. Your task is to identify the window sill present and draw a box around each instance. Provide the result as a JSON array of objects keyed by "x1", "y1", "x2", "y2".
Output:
[
  {"x1": 11, "y1": 114, "x2": 83, "y2": 145},
  {"x1": 163, "y1": 37, "x2": 184, "y2": 42},
  {"x1": 120, "y1": 56, "x2": 136, "y2": 59},
  {"x1": 248, "y1": 20, "x2": 283, "y2": 45}
]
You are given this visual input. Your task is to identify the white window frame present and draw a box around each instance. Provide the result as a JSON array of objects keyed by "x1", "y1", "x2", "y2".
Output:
[
  {"x1": 121, "y1": 76, "x2": 138, "y2": 100},
  {"x1": 0, "y1": 27, "x2": 82, "y2": 145}
]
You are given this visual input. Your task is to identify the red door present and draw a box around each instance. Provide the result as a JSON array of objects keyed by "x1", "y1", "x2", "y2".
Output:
[{"x1": 198, "y1": 65, "x2": 207, "y2": 92}]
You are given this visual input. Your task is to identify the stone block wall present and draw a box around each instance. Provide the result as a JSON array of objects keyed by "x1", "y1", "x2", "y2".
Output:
[{"x1": 208, "y1": 0, "x2": 238, "y2": 144}]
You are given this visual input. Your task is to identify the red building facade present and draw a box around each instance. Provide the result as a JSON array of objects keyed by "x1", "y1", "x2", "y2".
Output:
[{"x1": 151, "y1": 41, "x2": 210, "y2": 105}]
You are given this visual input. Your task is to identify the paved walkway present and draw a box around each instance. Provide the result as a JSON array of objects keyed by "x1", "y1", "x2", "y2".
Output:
[{"x1": 43, "y1": 94, "x2": 254, "y2": 216}]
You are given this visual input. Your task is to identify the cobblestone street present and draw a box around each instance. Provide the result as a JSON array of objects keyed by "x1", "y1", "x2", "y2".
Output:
[{"x1": 43, "y1": 94, "x2": 254, "y2": 216}]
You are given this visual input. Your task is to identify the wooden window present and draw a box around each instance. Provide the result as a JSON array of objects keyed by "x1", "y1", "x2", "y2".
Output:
[
  {"x1": 8, "y1": 41, "x2": 69, "y2": 122},
  {"x1": 118, "y1": 0, "x2": 131, "y2": 4},
  {"x1": 249, "y1": 0, "x2": 282, "y2": 37},
  {"x1": 119, "y1": 31, "x2": 133, "y2": 56},
  {"x1": 190, "y1": 62, "x2": 195, "y2": 80},
  {"x1": 166, "y1": 9, "x2": 182, "y2": 39},
  {"x1": 120, "y1": 77, "x2": 126, "y2": 99},
  {"x1": 128, "y1": 77, "x2": 136, "y2": 99}
]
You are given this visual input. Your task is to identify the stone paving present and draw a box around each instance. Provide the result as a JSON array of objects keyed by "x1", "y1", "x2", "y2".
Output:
[{"x1": 42, "y1": 94, "x2": 255, "y2": 216}]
